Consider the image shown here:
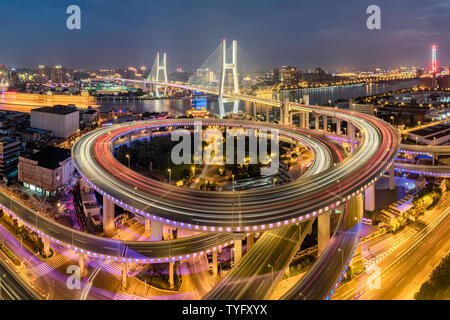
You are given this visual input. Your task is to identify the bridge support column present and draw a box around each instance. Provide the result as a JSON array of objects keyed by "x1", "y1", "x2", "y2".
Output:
[
  {"x1": 247, "y1": 234, "x2": 255, "y2": 251},
  {"x1": 253, "y1": 104, "x2": 257, "y2": 121},
  {"x1": 150, "y1": 221, "x2": 163, "y2": 241},
  {"x1": 103, "y1": 197, "x2": 115, "y2": 234},
  {"x1": 349, "y1": 124, "x2": 355, "y2": 153},
  {"x1": 336, "y1": 119, "x2": 341, "y2": 135},
  {"x1": 148, "y1": 129, "x2": 152, "y2": 141},
  {"x1": 212, "y1": 250, "x2": 218, "y2": 278},
  {"x1": 302, "y1": 94, "x2": 310, "y2": 106},
  {"x1": 323, "y1": 115, "x2": 328, "y2": 132},
  {"x1": 364, "y1": 185, "x2": 376, "y2": 212},
  {"x1": 127, "y1": 132, "x2": 132, "y2": 147},
  {"x1": 145, "y1": 219, "x2": 150, "y2": 234},
  {"x1": 315, "y1": 115, "x2": 319, "y2": 130},
  {"x1": 43, "y1": 238, "x2": 50, "y2": 256},
  {"x1": 233, "y1": 239, "x2": 243, "y2": 266},
  {"x1": 389, "y1": 165, "x2": 395, "y2": 191},
  {"x1": 169, "y1": 261, "x2": 174, "y2": 289},
  {"x1": 318, "y1": 211, "x2": 330, "y2": 256},
  {"x1": 122, "y1": 262, "x2": 128, "y2": 289},
  {"x1": 266, "y1": 107, "x2": 270, "y2": 123},
  {"x1": 289, "y1": 113, "x2": 293, "y2": 126},
  {"x1": 79, "y1": 253, "x2": 85, "y2": 275}
]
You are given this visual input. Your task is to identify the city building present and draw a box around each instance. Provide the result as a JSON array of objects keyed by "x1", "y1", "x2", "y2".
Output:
[
  {"x1": 18, "y1": 146, "x2": 74, "y2": 196},
  {"x1": 0, "y1": 138, "x2": 21, "y2": 181},
  {"x1": 30, "y1": 105, "x2": 79, "y2": 138},
  {"x1": 80, "y1": 109, "x2": 99, "y2": 124},
  {"x1": 407, "y1": 123, "x2": 450, "y2": 146},
  {"x1": 280, "y1": 66, "x2": 297, "y2": 83},
  {"x1": 349, "y1": 99, "x2": 375, "y2": 116}
]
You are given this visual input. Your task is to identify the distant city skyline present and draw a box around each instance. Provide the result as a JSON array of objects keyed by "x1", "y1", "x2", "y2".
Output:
[{"x1": 0, "y1": 0, "x2": 449, "y2": 71}]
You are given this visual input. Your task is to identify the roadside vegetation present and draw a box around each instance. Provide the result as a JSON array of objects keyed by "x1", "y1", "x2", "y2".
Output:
[{"x1": 415, "y1": 252, "x2": 450, "y2": 300}]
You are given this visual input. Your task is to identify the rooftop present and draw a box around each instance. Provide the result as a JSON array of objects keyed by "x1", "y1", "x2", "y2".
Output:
[
  {"x1": 24, "y1": 146, "x2": 71, "y2": 170},
  {"x1": 409, "y1": 123, "x2": 450, "y2": 137},
  {"x1": 32, "y1": 105, "x2": 79, "y2": 115}
]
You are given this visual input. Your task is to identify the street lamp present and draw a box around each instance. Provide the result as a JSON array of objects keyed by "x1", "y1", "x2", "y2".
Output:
[
  {"x1": 167, "y1": 168, "x2": 171, "y2": 185},
  {"x1": 125, "y1": 154, "x2": 130, "y2": 169},
  {"x1": 267, "y1": 264, "x2": 274, "y2": 287}
]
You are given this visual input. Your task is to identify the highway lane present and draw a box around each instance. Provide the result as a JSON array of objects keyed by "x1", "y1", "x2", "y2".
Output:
[
  {"x1": 204, "y1": 221, "x2": 315, "y2": 300},
  {"x1": 0, "y1": 122, "x2": 339, "y2": 261},
  {"x1": 202, "y1": 128, "x2": 345, "y2": 300},
  {"x1": 0, "y1": 190, "x2": 233, "y2": 260},
  {"x1": 394, "y1": 162, "x2": 450, "y2": 177},
  {"x1": 332, "y1": 195, "x2": 450, "y2": 300},
  {"x1": 0, "y1": 258, "x2": 41, "y2": 300},
  {"x1": 73, "y1": 115, "x2": 399, "y2": 230},
  {"x1": 281, "y1": 194, "x2": 363, "y2": 300}
]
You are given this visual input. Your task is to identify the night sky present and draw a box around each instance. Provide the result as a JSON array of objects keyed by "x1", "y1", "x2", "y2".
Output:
[{"x1": 0, "y1": 0, "x2": 449, "y2": 71}]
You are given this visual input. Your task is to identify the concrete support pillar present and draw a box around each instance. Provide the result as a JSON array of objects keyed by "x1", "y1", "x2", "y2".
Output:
[
  {"x1": 318, "y1": 211, "x2": 330, "y2": 256},
  {"x1": 315, "y1": 115, "x2": 320, "y2": 130},
  {"x1": 103, "y1": 197, "x2": 115, "y2": 234},
  {"x1": 79, "y1": 253, "x2": 85, "y2": 275},
  {"x1": 389, "y1": 165, "x2": 395, "y2": 191},
  {"x1": 145, "y1": 219, "x2": 150, "y2": 233},
  {"x1": 212, "y1": 251, "x2": 218, "y2": 278},
  {"x1": 150, "y1": 221, "x2": 163, "y2": 241},
  {"x1": 233, "y1": 239, "x2": 243, "y2": 265},
  {"x1": 364, "y1": 185, "x2": 376, "y2": 212},
  {"x1": 266, "y1": 107, "x2": 270, "y2": 123},
  {"x1": 323, "y1": 115, "x2": 328, "y2": 132},
  {"x1": 350, "y1": 124, "x2": 355, "y2": 153},
  {"x1": 304, "y1": 112, "x2": 309, "y2": 129},
  {"x1": 122, "y1": 262, "x2": 128, "y2": 289},
  {"x1": 43, "y1": 238, "x2": 50, "y2": 256},
  {"x1": 148, "y1": 129, "x2": 152, "y2": 141},
  {"x1": 336, "y1": 119, "x2": 341, "y2": 135},
  {"x1": 169, "y1": 261, "x2": 174, "y2": 289},
  {"x1": 127, "y1": 132, "x2": 132, "y2": 147},
  {"x1": 283, "y1": 98, "x2": 290, "y2": 125},
  {"x1": 306, "y1": 221, "x2": 313, "y2": 236},
  {"x1": 302, "y1": 94, "x2": 310, "y2": 106},
  {"x1": 253, "y1": 104, "x2": 257, "y2": 120},
  {"x1": 289, "y1": 113, "x2": 293, "y2": 126},
  {"x1": 247, "y1": 234, "x2": 255, "y2": 251}
]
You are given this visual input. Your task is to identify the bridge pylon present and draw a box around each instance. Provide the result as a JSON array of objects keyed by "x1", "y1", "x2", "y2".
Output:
[
  {"x1": 219, "y1": 39, "x2": 239, "y2": 99},
  {"x1": 149, "y1": 52, "x2": 168, "y2": 98}
]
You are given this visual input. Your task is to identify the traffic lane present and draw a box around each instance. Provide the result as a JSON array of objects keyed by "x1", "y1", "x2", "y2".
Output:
[
  {"x1": 281, "y1": 194, "x2": 363, "y2": 300},
  {"x1": 204, "y1": 222, "x2": 313, "y2": 300},
  {"x1": 0, "y1": 259, "x2": 37, "y2": 300},
  {"x1": 358, "y1": 212, "x2": 450, "y2": 300},
  {"x1": 333, "y1": 204, "x2": 450, "y2": 300},
  {"x1": 0, "y1": 190, "x2": 234, "y2": 259}
]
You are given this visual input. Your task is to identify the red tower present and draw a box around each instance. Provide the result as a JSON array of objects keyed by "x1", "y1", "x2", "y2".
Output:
[{"x1": 431, "y1": 45, "x2": 437, "y2": 74}]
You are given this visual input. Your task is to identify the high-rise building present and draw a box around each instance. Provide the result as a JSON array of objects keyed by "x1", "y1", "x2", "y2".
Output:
[
  {"x1": 280, "y1": 66, "x2": 297, "y2": 83},
  {"x1": 0, "y1": 138, "x2": 21, "y2": 181},
  {"x1": 272, "y1": 68, "x2": 280, "y2": 82}
]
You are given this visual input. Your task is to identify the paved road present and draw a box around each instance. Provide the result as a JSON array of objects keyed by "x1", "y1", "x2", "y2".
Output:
[
  {"x1": 281, "y1": 194, "x2": 363, "y2": 300},
  {"x1": 332, "y1": 195, "x2": 450, "y2": 300},
  {"x1": 204, "y1": 221, "x2": 314, "y2": 300},
  {"x1": 0, "y1": 258, "x2": 41, "y2": 300},
  {"x1": 73, "y1": 113, "x2": 399, "y2": 230}
]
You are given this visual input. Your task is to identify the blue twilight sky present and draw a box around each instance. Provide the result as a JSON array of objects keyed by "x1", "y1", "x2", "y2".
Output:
[{"x1": 0, "y1": 0, "x2": 449, "y2": 71}]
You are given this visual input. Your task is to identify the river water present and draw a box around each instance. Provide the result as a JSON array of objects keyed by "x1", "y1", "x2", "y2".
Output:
[
  {"x1": 0, "y1": 79, "x2": 418, "y2": 116},
  {"x1": 98, "y1": 79, "x2": 419, "y2": 116}
]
